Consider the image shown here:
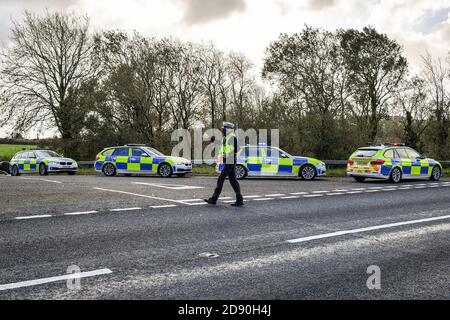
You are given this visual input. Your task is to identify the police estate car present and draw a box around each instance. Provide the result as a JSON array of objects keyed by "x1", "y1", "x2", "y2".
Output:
[
  {"x1": 94, "y1": 144, "x2": 192, "y2": 177},
  {"x1": 217, "y1": 144, "x2": 326, "y2": 180},
  {"x1": 347, "y1": 144, "x2": 442, "y2": 183},
  {"x1": 10, "y1": 149, "x2": 78, "y2": 176}
]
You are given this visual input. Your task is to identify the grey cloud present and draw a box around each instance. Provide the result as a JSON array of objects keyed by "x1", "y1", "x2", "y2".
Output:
[
  {"x1": 182, "y1": 0, "x2": 246, "y2": 25},
  {"x1": 306, "y1": 0, "x2": 336, "y2": 11}
]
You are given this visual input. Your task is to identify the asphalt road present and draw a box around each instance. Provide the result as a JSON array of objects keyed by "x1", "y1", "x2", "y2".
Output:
[{"x1": 1, "y1": 173, "x2": 450, "y2": 299}]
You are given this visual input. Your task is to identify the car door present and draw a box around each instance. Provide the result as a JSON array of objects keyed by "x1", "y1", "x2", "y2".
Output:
[
  {"x1": 405, "y1": 148, "x2": 429, "y2": 177},
  {"x1": 111, "y1": 147, "x2": 130, "y2": 172},
  {"x1": 262, "y1": 147, "x2": 279, "y2": 175},
  {"x1": 28, "y1": 151, "x2": 38, "y2": 172},
  {"x1": 130, "y1": 148, "x2": 153, "y2": 172},
  {"x1": 244, "y1": 147, "x2": 262, "y2": 175},
  {"x1": 396, "y1": 148, "x2": 413, "y2": 177}
]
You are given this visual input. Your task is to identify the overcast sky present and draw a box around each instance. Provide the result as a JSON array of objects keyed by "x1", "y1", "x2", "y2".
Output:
[{"x1": 0, "y1": 0, "x2": 449, "y2": 137}]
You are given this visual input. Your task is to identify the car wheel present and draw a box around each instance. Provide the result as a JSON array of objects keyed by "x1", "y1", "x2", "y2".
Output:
[
  {"x1": 353, "y1": 177, "x2": 366, "y2": 182},
  {"x1": 102, "y1": 163, "x2": 116, "y2": 177},
  {"x1": 158, "y1": 163, "x2": 173, "y2": 178},
  {"x1": 11, "y1": 165, "x2": 20, "y2": 176},
  {"x1": 235, "y1": 165, "x2": 247, "y2": 180},
  {"x1": 39, "y1": 163, "x2": 49, "y2": 176},
  {"x1": 300, "y1": 164, "x2": 317, "y2": 180},
  {"x1": 390, "y1": 167, "x2": 402, "y2": 183},
  {"x1": 430, "y1": 166, "x2": 441, "y2": 181}
]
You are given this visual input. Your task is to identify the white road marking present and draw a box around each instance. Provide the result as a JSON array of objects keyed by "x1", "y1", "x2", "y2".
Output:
[
  {"x1": 150, "y1": 205, "x2": 178, "y2": 209},
  {"x1": 245, "y1": 195, "x2": 263, "y2": 198},
  {"x1": 280, "y1": 196, "x2": 301, "y2": 199},
  {"x1": 350, "y1": 188, "x2": 366, "y2": 191},
  {"x1": 181, "y1": 197, "x2": 232, "y2": 202},
  {"x1": 334, "y1": 189, "x2": 348, "y2": 192},
  {"x1": 93, "y1": 187, "x2": 189, "y2": 205},
  {"x1": 254, "y1": 198, "x2": 274, "y2": 201},
  {"x1": 326, "y1": 193, "x2": 345, "y2": 196},
  {"x1": 0, "y1": 268, "x2": 112, "y2": 291},
  {"x1": 365, "y1": 190, "x2": 380, "y2": 193},
  {"x1": 64, "y1": 210, "x2": 97, "y2": 216},
  {"x1": 15, "y1": 215, "x2": 52, "y2": 220},
  {"x1": 131, "y1": 182, "x2": 203, "y2": 190},
  {"x1": 346, "y1": 191, "x2": 363, "y2": 194},
  {"x1": 189, "y1": 202, "x2": 208, "y2": 206},
  {"x1": 312, "y1": 190, "x2": 329, "y2": 194},
  {"x1": 368, "y1": 187, "x2": 383, "y2": 190},
  {"x1": 20, "y1": 177, "x2": 62, "y2": 184},
  {"x1": 223, "y1": 200, "x2": 237, "y2": 203},
  {"x1": 110, "y1": 207, "x2": 142, "y2": 212},
  {"x1": 287, "y1": 214, "x2": 450, "y2": 244},
  {"x1": 265, "y1": 194, "x2": 285, "y2": 197},
  {"x1": 290, "y1": 192, "x2": 308, "y2": 195},
  {"x1": 303, "y1": 194, "x2": 324, "y2": 198}
]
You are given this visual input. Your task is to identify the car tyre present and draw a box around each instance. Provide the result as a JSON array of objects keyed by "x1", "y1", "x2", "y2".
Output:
[
  {"x1": 158, "y1": 163, "x2": 173, "y2": 178},
  {"x1": 430, "y1": 166, "x2": 441, "y2": 181},
  {"x1": 390, "y1": 167, "x2": 402, "y2": 183},
  {"x1": 235, "y1": 165, "x2": 247, "y2": 180},
  {"x1": 300, "y1": 164, "x2": 317, "y2": 180},
  {"x1": 102, "y1": 163, "x2": 116, "y2": 177},
  {"x1": 39, "y1": 163, "x2": 49, "y2": 176},
  {"x1": 11, "y1": 165, "x2": 20, "y2": 176}
]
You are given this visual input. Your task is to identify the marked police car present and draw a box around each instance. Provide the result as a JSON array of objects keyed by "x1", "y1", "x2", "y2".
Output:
[
  {"x1": 217, "y1": 144, "x2": 326, "y2": 180},
  {"x1": 95, "y1": 144, "x2": 192, "y2": 178},
  {"x1": 347, "y1": 144, "x2": 442, "y2": 183},
  {"x1": 10, "y1": 149, "x2": 78, "y2": 176}
]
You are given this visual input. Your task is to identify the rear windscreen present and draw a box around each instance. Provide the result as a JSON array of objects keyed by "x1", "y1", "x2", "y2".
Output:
[{"x1": 352, "y1": 149, "x2": 378, "y2": 158}]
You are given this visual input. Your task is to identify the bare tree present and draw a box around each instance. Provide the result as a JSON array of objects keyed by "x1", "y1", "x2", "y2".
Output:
[
  {"x1": 0, "y1": 11, "x2": 97, "y2": 156},
  {"x1": 421, "y1": 53, "x2": 450, "y2": 159}
]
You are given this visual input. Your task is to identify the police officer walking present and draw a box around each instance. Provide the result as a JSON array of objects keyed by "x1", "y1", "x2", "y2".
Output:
[{"x1": 205, "y1": 122, "x2": 244, "y2": 207}]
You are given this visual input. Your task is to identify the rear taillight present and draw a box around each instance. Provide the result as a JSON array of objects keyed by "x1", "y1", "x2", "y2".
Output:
[
  {"x1": 348, "y1": 160, "x2": 354, "y2": 165},
  {"x1": 370, "y1": 159, "x2": 385, "y2": 165},
  {"x1": 95, "y1": 155, "x2": 100, "y2": 161}
]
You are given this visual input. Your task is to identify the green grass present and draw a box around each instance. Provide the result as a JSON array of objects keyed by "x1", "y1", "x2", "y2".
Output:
[
  {"x1": 192, "y1": 164, "x2": 216, "y2": 175},
  {"x1": 325, "y1": 167, "x2": 347, "y2": 177},
  {"x1": 0, "y1": 144, "x2": 37, "y2": 161}
]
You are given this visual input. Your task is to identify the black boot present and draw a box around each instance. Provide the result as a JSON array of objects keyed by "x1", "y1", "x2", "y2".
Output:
[
  {"x1": 231, "y1": 197, "x2": 244, "y2": 207},
  {"x1": 204, "y1": 197, "x2": 217, "y2": 205}
]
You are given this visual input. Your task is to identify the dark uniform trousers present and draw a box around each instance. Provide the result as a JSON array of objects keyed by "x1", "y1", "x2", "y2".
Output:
[{"x1": 212, "y1": 164, "x2": 243, "y2": 202}]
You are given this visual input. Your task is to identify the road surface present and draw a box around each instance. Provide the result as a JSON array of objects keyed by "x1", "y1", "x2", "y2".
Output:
[{"x1": 1, "y1": 174, "x2": 450, "y2": 299}]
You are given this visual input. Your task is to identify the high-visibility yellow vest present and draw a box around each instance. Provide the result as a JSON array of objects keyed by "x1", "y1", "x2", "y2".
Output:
[{"x1": 219, "y1": 133, "x2": 236, "y2": 156}]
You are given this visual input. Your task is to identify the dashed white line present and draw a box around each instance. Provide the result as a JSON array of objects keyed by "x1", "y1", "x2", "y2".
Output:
[
  {"x1": 346, "y1": 191, "x2": 363, "y2": 194},
  {"x1": 245, "y1": 195, "x2": 263, "y2": 198},
  {"x1": 0, "y1": 268, "x2": 112, "y2": 291},
  {"x1": 110, "y1": 207, "x2": 142, "y2": 212},
  {"x1": 150, "y1": 205, "x2": 178, "y2": 209},
  {"x1": 327, "y1": 193, "x2": 345, "y2": 196},
  {"x1": 312, "y1": 191, "x2": 329, "y2": 194},
  {"x1": 290, "y1": 192, "x2": 308, "y2": 195},
  {"x1": 303, "y1": 194, "x2": 324, "y2": 198},
  {"x1": 254, "y1": 198, "x2": 274, "y2": 201},
  {"x1": 15, "y1": 215, "x2": 52, "y2": 220},
  {"x1": 287, "y1": 214, "x2": 450, "y2": 244},
  {"x1": 64, "y1": 210, "x2": 98, "y2": 216},
  {"x1": 265, "y1": 194, "x2": 286, "y2": 197},
  {"x1": 280, "y1": 196, "x2": 301, "y2": 199}
]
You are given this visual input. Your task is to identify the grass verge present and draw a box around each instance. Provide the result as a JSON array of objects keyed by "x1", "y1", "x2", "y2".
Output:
[{"x1": 0, "y1": 144, "x2": 37, "y2": 161}]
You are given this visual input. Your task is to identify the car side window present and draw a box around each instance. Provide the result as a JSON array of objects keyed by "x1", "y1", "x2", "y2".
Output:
[
  {"x1": 405, "y1": 148, "x2": 421, "y2": 159},
  {"x1": 27, "y1": 151, "x2": 36, "y2": 159},
  {"x1": 132, "y1": 148, "x2": 147, "y2": 157},
  {"x1": 102, "y1": 149, "x2": 114, "y2": 157},
  {"x1": 384, "y1": 149, "x2": 395, "y2": 159},
  {"x1": 244, "y1": 147, "x2": 260, "y2": 157},
  {"x1": 112, "y1": 148, "x2": 129, "y2": 157},
  {"x1": 396, "y1": 148, "x2": 410, "y2": 159}
]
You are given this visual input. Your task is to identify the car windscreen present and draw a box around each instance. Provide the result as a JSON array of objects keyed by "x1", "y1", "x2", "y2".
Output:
[
  {"x1": 35, "y1": 150, "x2": 60, "y2": 158},
  {"x1": 142, "y1": 147, "x2": 164, "y2": 157},
  {"x1": 352, "y1": 149, "x2": 379, "y2": 158}
]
